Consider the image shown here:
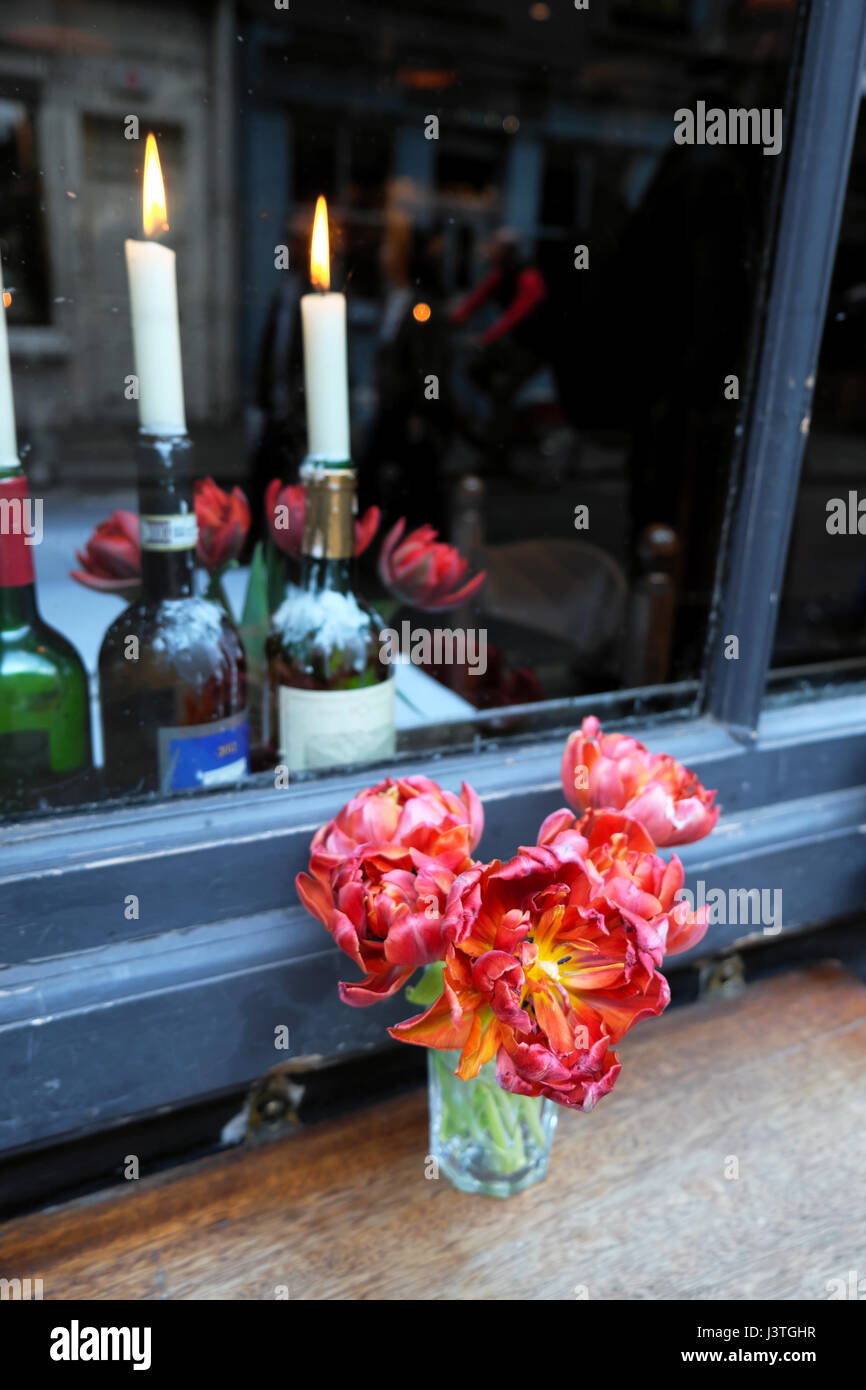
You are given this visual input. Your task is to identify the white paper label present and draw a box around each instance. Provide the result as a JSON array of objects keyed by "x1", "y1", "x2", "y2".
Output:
[
  {"x1": 278, "y1": 679, "x2": 395, "y2": 772},
  {"x1": 140, "y1": 512, "x2": 198, "y2": 551}
]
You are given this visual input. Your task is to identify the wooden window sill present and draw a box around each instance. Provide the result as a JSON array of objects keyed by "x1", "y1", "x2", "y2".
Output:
[{"x1": 2, "y1": 964, "x2": 864, "y2": 1301}]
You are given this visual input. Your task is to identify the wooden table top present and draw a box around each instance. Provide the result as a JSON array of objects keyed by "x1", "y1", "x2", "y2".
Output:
[{"x1": 2, "y1": 962, "x2": 865, "y2": 1300}]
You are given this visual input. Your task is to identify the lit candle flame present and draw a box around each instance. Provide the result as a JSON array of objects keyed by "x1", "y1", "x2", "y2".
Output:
[
  {"x1": 142, "y1": 132, "x2": 169, "y2": 239},
  {"x1": 310, "y1": 195, "x2": 330, "y2": 291},
  {"x1": 2, "y1": 290, "x2": 10, "y2": 309}
]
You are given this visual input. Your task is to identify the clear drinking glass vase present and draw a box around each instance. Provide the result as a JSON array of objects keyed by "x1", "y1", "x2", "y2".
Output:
[{"x1": 427, "y1": 1049, "x2": 558, "y2": 1198}]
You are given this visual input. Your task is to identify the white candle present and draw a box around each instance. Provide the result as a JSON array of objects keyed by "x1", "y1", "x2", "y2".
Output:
[
  {"x1": 0, "y1": 279, "x2": 20, "y2": 472},
  {"x1": 300, "y1": 197, "x2": 350, "y2": 460},
  {"x1": 124, "y1": 134, "x2": 186, "y2": 436}
]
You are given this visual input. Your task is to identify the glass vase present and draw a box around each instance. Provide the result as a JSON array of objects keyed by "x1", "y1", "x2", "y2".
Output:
[{"x1": 427, "y1": 1049, "x2": 557, "y2": 1198}]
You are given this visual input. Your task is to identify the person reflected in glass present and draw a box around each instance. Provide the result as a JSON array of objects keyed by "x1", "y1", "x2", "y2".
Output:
[
  {"x1": 359, "y1": 214, "x2": 453, "y2": 535},
  {"x1": 449, "y1": 227, "x2": 553, "y2": 470}
]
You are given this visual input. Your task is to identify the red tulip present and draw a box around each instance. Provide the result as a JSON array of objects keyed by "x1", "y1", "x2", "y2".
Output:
[
  {"x1": 265, "y1": 480, "x2": 305, "y2": 558},
  {"x1": 266, "y1": 478, "x2": 380, "y2": 559},
  {"x1": 378, "y1": 519, "x2": 485, "y2": 612},
  {"x1": 72, "y1": 481, "x2": 251, "y2": 594},
  {"x1": 389, "y1": 832, "x2": 676, "y2": 1109},
  {"x1": 560, "y1": 715, "x2": 719, "y2": 847},
  {"x1": 296, "y1": 775, "x2": 484, "y2": 1006},
  {"x1": 70, "y1": 510, "x2": 141, "y2": 595},
  {"x1": 538, "y1": 807, "x2": 709, "y2": 958},
  {"x1": 194, "y1": 476, "x2": 250, "y2": 575}
]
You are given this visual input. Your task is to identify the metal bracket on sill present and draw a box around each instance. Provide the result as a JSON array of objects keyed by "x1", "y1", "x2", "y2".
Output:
[
  {"x1": 698, "y1": 953, "x2": 746, "y2": 1000},
  {"x1": 221, "y1": 1066, "x2": 318, "y2": 1147}
]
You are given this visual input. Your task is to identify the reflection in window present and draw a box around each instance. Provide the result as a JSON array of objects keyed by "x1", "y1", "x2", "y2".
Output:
[
  {"x1": 0, "y1": 97, "x2": 50, "y2": 325},
  {"x1": 0, "y1": 0, "x2": 803, "y2": 819},
  {"x1": 772, "y1": 99, "x2": 866, "y2": 678}
]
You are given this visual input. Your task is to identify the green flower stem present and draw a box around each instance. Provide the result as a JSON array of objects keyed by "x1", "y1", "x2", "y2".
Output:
[
  {"x1": 434, "y1": 1053, "x2": 460, "y2": 1141},
  {"x1": 498, "y1": 1087, "x2": 527, "y2": 1171},
  {"x1": 520, "y1": 1095, "x2": 549, "y2": 1150},
  {"x1": 481, "y1": 1087, "x2": 511, "y2": 1153},
  {"x1": 500, "y1": 1089, "x2": 528, "y2": 1167},
  {"x1": 205, "y1": 570, "x2": 233, "y2": 616},
  {"x1": 481, "y1": 1082, "x2": 529, "y2": 1173},
  {"x1": 460, "y1": 1089, "x2": 489, "y2": 1147}
]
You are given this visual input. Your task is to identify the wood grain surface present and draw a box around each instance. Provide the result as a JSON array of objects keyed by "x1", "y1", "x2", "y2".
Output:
[{"x1": 2, "y1": 963, "x2": 865, "y2": 1300}]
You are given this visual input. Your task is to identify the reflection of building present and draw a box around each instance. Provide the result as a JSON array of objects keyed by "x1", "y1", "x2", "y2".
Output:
[
  {"x1": 237, "y1": 0, "x2": 793, "y2": 436},
  {"x1": 0, "y1": 0, "x2": 237, "y2": 465},
  {"x1": 0, "y1": 0, "x2": 794, "y2": 468},
  {"x1": 236, "y1": 0, "x2": 676, "y2": 421}
]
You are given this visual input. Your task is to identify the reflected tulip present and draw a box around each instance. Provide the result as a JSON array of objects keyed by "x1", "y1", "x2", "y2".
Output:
[
  {"x1": 266, "y1": 478, "x2": 379, "y2": 559},
  {"x1": 70, "y1": 510, "x2": 141, "y2": 595},
  {"x1": 378, "y1": 519, "x2": 485, "y2": 612},
  {"x1": 194, "y1": 477, "x2": 250, "y2": 575}
]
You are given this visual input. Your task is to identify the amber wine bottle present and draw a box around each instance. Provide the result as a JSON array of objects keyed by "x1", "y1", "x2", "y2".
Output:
[
  {"x1": 266, "y1": 461, "x2": 394, "y2": 772},
  {"x1": 0, "y1": 465, "x2": 92, "y2": 810},
  {"x1": 99, "y1": 435, "x2": 249, "y2": 794}
]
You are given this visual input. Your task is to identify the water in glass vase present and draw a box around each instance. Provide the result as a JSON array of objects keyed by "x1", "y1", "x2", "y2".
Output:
[{"x1": 428, "y1": 1049, "x2": 558, "y2": 1198}]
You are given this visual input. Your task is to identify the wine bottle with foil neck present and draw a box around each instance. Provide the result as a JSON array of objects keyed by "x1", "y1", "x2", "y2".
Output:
[
  {"x1": 266, "y1": 460, "x2": 394, "y2": 773},
  {"x1": 0, "y1": 464, "x2": 92, "y2": 813},
  {"x1": 98, "y1": 434, "x2": 249, "y2": 796}
]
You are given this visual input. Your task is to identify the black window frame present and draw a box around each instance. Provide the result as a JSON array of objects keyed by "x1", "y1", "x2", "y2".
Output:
[{"x1": 2, "y1": 0, "x2": 866, "y2": 1158}]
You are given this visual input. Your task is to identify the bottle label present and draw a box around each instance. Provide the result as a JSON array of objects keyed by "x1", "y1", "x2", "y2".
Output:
[
  {"x1": 140, "y1": 513, "x2": 198, "y2": 552},
  {"x1": 157, "y1": 710, "x2": 250, "y2": 791},
  {"x1": 0, "y1": 475, "x2": 36, "y2": 587},
  {"x1": 278, "y1": 679, "x2": 395, "y2": 773}
]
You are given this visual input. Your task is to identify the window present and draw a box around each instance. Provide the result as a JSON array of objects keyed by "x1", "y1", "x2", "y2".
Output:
[
  {"x1": 2, "y1": 0, "x2": 803, "y2": 823},
  {"x1": 771, "y1": 93, "x2": 866, "y2": 686},
  {"x1": 2, "y1": 0, "x2": 866, "y2": 1163}
]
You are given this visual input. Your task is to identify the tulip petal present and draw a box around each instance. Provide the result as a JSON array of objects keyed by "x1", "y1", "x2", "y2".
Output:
[{"x1": 388, "y1": 991, "x2": 474, "y2": 1051}]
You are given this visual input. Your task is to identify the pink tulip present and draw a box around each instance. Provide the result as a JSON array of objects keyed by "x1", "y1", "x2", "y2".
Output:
[
  {"x1": 561, "y1": 715, "x2": 719, "y2": 847},
  {"x1": 390, "y1": 830, "x2": 673, "y2": 1107},
  {"x1": 538, "y1": 807, "x2": 710, "y2": 959},
  {"x1": 296, "y1": 776, "x2": 484, "y2": 1005}
]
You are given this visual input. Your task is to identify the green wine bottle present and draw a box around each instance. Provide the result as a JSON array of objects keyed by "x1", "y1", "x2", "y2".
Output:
[
  {"x1": 0, "y1": 466, "x2": 92, "y2": 811},
  {"x1": 266, "y1": 461, "x2": 394, "y2": 773},
  {"x1": 98, "y1": 434, "x2": 249, "y2": 795}
]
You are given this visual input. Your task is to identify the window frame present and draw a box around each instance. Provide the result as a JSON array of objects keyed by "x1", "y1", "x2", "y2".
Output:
[{"x1": 3, "y1": 0, "x2": 866, "y2": 1157}]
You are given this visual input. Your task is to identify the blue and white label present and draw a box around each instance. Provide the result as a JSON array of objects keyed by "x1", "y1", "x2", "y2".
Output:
[{"x1": 157, "y1": 710, "x2": 250, "y2": 791}]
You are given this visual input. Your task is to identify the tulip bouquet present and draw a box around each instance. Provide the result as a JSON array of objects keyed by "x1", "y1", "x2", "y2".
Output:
[{"x1": 297, "y1": 715, "x2": 719, "y2": 1196}]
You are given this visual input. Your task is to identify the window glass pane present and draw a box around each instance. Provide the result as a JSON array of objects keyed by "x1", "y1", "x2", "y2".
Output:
[
  {"x1": 0, "y1": 0, "x2": 802, "y2": 820},
  {"x1": 0, "y1": 95, "x2": 50, "y2": 325},
  {"x1": 770, "y1": 89, "x2": 866, "y2": 690}
]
